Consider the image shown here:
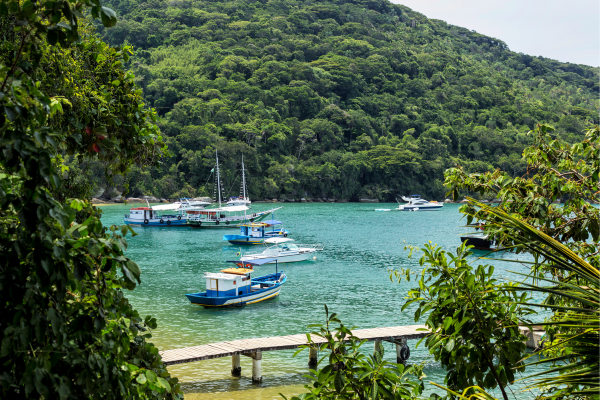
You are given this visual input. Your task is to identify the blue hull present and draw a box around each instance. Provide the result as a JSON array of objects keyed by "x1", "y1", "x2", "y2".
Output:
[
  {"x1": 186, "y1": 274, "x2": 286, "y2": 307},
  {"x1": 124, "y1": 219, "x2": 189, "y2": 226}
]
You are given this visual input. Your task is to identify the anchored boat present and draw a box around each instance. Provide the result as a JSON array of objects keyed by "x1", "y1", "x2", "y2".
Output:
[
  {"x1": 223, "y1": 220, "x2": 288, "y2": 245},
  {"x1": 240, "y1": 237, "x2": 323, "y2": 264},
  {"x1": 188, "y1": 151, "x2": 281, "y2": 227},
  {"x1": 185, "y1": 259, "x2": 286, "y2": 307},
  {"x1": 460, "y1": 224, "x2": 493, "y2": 250},
  {"x1": 187, "y1": 206, "x2": 281, "y2": 228},
  {"x1": 124, "y1": 201, "x2": 208, "y2": 226},
  {"x1": 396, "y1": 195, "x2": 443, "y2": 211}
]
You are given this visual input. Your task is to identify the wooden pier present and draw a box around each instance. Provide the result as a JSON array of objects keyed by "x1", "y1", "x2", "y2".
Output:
[
  {"x1": 159, "y1": 324, "x2": 544, "y2": 383},
  {"x1": 160, "y1": 324, "x2": 427, "y2": 382}
]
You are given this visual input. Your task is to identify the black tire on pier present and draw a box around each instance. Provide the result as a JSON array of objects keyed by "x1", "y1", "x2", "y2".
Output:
[
  {"x1": 177, "y1": 215, "x2": 182, "y2": 220},
  {"x1": 159, "y1": 219, "x2": 164, "y2": 224},
  {"x1": 215, "y1": 220, "x2": 220, "y2": 225},
  {"x1": 144, "y1": 219, "x2": 149, "y2": 224},
  {"x1": 167, "y1": 220, "x2": 171, "y2": 225}
]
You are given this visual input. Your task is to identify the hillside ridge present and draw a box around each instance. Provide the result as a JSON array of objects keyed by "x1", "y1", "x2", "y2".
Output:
[{"x1": 95, "y1": 0, "x2": 599, "y2": 200}]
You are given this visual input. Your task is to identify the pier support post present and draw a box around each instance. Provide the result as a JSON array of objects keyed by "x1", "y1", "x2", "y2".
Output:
[
  {"x1": 252, "y1": 351, "x2": 262, "y2": 384},
  {"x1": 374, "y1": 340, "x2": 383, "y2": 356},
  {"x1": 396, "y1": 338, "x2": 409, "y2": 365},
  {"x1": 308, "y1": 347, "x2": 318, "y2": 367},
  {"x1": 231, "y1": 354, "x2": 241, "y2": 377}
]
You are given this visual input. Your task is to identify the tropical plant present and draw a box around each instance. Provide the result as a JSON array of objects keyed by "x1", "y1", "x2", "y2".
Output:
[
  {"x1": 283, "y1": 306, "x2": 425, "y2": 400},
  {"x1": 0, "y1": 0, "x2": 180, "y2": 398},
  {"x1": 391, "y1": 241, "x2": 534, "y2": 400},
  {"x1": 471, "y1": 201, "x2": 599, "y2": 399},
  {"x1": 445, "y1": 124, "x2": 599, "y2": 266}
]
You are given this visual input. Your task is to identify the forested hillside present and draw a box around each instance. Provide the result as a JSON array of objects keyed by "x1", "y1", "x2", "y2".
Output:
[{"x1": 96, "y1": 0, "x2": 599, "y2": 201}]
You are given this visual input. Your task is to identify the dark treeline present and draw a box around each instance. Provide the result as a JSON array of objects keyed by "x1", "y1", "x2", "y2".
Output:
[{"x1": 95, "y1": 0, "x2": 599, "y2": 201}]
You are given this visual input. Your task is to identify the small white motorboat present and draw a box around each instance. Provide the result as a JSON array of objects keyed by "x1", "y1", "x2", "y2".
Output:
[
  {"x1": 396, "y1": 195, "x2": 443, "y2": 211},
  {"x1": 239, "y1": 238, "x2": 323, "y2": 264}
]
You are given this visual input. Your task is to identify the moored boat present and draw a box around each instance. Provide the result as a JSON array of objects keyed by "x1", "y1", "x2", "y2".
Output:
[
  {"x1": 187, "y1": 206, "x2": 281, "y2": 228},
  {"x1": 396, "y1": 195, "x2": 443, "y2": 211},
  {"x1": 226, "y1": 155, "x2": 252, "y2": 207},
  {"x1": 223, "y1": 220, "x2": 288, "y2": 245},
  {"x1": 239, "y1": 238, "x2": 323, "y2": 263},
  {"x1": 185, "y1": 259, "x2": 286, "y2": 307},
  {"x1": 124, "y1": 201, "x2": 207, "y2": 226},
  {"x1": 461, "y1": 223, "x2": 493, "y2": 250}
]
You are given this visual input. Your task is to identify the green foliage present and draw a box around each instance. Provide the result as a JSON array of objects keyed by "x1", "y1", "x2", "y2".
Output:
[
  {"x1": 93, "y1": 0, "x2": 598, "y2": 201},
  {"x1": 469, "y1": 201, "x2": 599, "y2": 398},
  {"x1": 445, "y1": 124, "x2": 599, "y2": 271},
  {"x1": 0, "y1": 1, "x2": 180, "y2": 398},
  {"x1": 284, "y1": 305, "x2": 425, "y2": 400},
  {"x1": 392, "y1": 243, "x2": 533, "y2": 400}
]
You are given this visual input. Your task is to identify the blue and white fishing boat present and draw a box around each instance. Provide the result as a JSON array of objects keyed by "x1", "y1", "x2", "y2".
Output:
[
  {"x1": 223, "y1": 220, "x2": 288, "y2": 245},
  {"x1": 185, "y1": 259, "x2": 286, "y2": 307},
  {"x1": 123, "y1": 200, "x2": 208, "y2": 227}
]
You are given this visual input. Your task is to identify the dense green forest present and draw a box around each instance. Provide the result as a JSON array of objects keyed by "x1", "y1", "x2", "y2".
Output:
[{"x1": 93, "y1": 0, "x2": 599, "y2": 201}]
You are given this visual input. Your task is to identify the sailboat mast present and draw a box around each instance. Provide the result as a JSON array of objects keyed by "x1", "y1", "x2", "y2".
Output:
[
  {"x1": 216, "y1": 150, "x2": 222, "y2": 208},
  {"x1": 242, "y1": 154, "x2": 247, "y2": 219}
]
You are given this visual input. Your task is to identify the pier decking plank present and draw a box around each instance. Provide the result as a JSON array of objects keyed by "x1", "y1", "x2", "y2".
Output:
[{"x1": 160, "y1": 324, "x2": 428, "y2": 365}]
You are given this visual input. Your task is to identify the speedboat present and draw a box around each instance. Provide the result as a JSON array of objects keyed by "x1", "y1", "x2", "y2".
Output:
[
  {"x1": 124, "y1": 201, "x2": 207, "y2": 226},
  {"x1": 223, "y1": 220, "x2": 288, "y2": 245},
  {"x1": 396, "y1": 195, "x2": 443, "y2": 211},
  {"x1": 227, "y1": 196, "x2": 251, "y2": 207},
  {"x1": 239, "y1": 238, "x2": 323, "y2": 264},
  {"x1": 185, "y1": 259, "x2": 286, "y2": 307}
]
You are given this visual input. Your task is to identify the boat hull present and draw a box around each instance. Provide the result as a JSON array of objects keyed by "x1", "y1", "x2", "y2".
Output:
[
  {"x1": 397, "y1": 204, "x2": 443, "y2": 211},
  {"x1": 187, "y1": 210, "x2": 272, "y2": 228},
  {"x1": 240, "y1": 250, "x2": 314, "y2": 263},
  {"x1": 185, "y1": 277, "x2": 285, "y2": 307},
  {"x1": 124, "y1": 217, "x2": 189, "y2": 226}
]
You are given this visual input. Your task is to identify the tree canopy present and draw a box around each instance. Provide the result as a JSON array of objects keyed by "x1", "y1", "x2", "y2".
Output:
[{"x1": 91, "y1": 0, "x2": 598, "y2": 201}]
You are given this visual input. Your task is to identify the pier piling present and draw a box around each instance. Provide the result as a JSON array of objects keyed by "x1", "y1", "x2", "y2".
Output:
[
  {"x1": 251, "y1": 351, "x2": 262, "y2": 383},
  {"x1": 374, "y1": 340, "x2": 383, "y2": 357},
  {"x1": 308, "y1": 347, "x2": 318, "y2": 367},
  {"x1": 231, "y1": 354, "x2": 241, "y2": 377}
]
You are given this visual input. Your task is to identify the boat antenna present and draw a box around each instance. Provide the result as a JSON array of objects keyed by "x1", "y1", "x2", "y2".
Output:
[
  {"x1": 216, "y1": 149, "x2": 222, "y2": 208},
  {"x1": 242, "y1": 154, "x2": 247, "y2": 220}
]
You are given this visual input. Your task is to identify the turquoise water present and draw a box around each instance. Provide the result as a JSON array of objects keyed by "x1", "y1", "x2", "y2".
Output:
[{"x1": 100, "y1": 203, "x2": 545, "y2": 399}]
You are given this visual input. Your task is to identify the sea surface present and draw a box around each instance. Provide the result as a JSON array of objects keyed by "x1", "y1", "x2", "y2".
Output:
[{"x1": 100, "y1": 202, "x2": 548, "y2": 399}]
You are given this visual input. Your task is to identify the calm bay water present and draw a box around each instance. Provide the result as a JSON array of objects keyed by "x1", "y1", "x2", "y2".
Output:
[{"x1": 100, "y1": 203, "x2": 546, "y2": 399}]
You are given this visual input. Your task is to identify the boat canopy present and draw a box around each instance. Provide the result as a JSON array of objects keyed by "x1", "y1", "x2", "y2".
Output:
[
  {"x1": 238, "y1": 222, "x2": 269, "y2": 228},
  {"x1": 203, "y1": 272, "x2": 245, "y2": 280},
  {"x1": 219, "y1": 267, "x2": 254, "y2": 275},
  {"x1": 206, "y1": 205, "x2": 249, "y2": 212},
  {"x1": 262, "y1": 220, "x2": 282, "y2": 225},
  {"x1": 226, "y1": 258, "x2": 277, "y2": 266},
  {"x1": 151, "y1": 203, "x2": 181, "y2": 211},
  {"x1": 265, "y1": 237, "x2": 293, "y2": 244}
]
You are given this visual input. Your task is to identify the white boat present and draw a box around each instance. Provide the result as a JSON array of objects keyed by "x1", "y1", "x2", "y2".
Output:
[
  {"x1": 396, "y1": 195, "x2": 443, "y2": 211},
  {"x1": 124, "y1": 201, "x2": 207, "y2": 226},
  {"x1": 239, "y1": 238, "x2": 323, "y2": 264},
  {"x1": 174, "y1": 198, "x2": 211, "y2": 209},
  {"x1": 189, "y1": 151, "x2": 278, "y2": 227},
  {"x1": 226, "y1": 155, "x2": 251, "y2": 207}
]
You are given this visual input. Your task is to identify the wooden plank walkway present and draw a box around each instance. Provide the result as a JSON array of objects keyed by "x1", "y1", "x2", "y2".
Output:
[{"x1": 160, "y1": 324, "x2": 428, "y2": 366}]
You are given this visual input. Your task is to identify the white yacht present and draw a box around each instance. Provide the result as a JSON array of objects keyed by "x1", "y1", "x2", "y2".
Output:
[
  {"x1": 174, "y1": 198, "x2": 211, "y2": 209},
  {"x1": 396, "y1": 195, "x2": 443, "y2": 211},
  {"x1": 239, "y1": 238, "x2": 323, "y2": 263}
]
